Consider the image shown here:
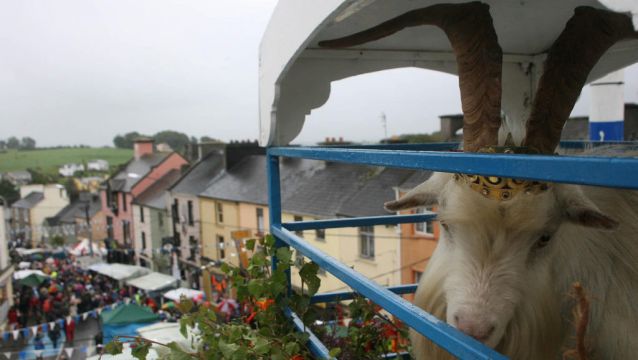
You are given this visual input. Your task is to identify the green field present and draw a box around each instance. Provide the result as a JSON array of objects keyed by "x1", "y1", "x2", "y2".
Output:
[{"x1": 0, "y1": 148, "x2": 132, "y2": 174}]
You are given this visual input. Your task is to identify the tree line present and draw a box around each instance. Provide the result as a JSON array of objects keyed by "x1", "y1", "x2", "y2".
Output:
[
  {"x1": 113, "y1": 131, "x2": 220, "y2": 153},
  {"x1": 0, "y1": 136, "x2": 36, "y2": 150}
]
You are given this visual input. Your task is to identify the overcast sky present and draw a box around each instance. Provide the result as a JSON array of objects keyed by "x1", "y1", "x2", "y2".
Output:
[{"x1": 1, "y1": 1, "x2": 637, "y2": 147}]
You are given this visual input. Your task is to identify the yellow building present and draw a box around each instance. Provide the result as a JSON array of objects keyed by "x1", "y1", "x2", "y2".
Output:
[{"x1": 198, "y1": 155, "x2": 413, "y2": 295}]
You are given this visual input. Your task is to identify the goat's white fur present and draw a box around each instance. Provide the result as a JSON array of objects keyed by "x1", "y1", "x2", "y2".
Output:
[{"x1": 390, "y1": 173, "x2": 638, "y2": 359}]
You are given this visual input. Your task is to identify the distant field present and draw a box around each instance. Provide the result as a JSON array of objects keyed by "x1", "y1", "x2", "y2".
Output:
[{"x1": 0, "y1": 148, "x2": 132, "y2": 174}]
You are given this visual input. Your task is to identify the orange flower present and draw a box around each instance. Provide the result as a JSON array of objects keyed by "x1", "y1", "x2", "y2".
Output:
[
  {"x1": 255, "y1": 298, "x2": 274, "y2": 311},
  {"x1": 290, "y1": 355, "x2": 304, "y2": 360}
]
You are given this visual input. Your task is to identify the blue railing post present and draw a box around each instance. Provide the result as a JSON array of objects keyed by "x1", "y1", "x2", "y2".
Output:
[{"x1": 266, "y1": 151, "x2": 291, "y2": 288}]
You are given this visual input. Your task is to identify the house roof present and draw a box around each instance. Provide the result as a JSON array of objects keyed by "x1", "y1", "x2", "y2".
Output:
[
  {"x1": 198, "y1": 155, "x2": 323, "y2": 206},
  {"x1": 48, "y1": 193, "x2": 102, "y2": 225},
  {"x1": 283, "y1": 162, "x2": 380, "y2": 217},
  {"x1": 109, "y1": 153, "x2": 170, "y2": 193},
  {"x1": 199, "y1": 154, "x2": 432, "y2": 218},
  {"x1": 134, "y1": 169, "x2": 182, "y2": 209},
  {"x1": 7, "y1": 170, "x2": 32, "y2": 179},
  {"x1": 337, "y1": 167, "x2": 417, "y2": 217},
  {"x1": 12, "y1": 192, "x2": 44, "y2": 209},
  {"x1": 170, "y1": 150, "x2": 225, "y2": 196}
]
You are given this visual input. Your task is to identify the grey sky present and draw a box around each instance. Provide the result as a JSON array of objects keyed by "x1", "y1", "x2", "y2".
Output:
[{"x1": 1, "y1": 1, "x2": 637, "y2": 147}]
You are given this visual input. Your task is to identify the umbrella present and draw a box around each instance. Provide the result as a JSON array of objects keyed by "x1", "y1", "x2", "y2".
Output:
[{"x1": 18, "y1": 273, "x2": 48, "y2": 287}]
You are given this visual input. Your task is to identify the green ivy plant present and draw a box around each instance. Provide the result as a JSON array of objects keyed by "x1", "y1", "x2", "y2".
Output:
[{"x1": 100, "y1": 234, "x2": 408, "y2": 360}]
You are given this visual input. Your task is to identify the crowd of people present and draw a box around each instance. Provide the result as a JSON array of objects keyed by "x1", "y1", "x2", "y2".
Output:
[{"x1": 6, "y1": 255, "x2": 174, "y2": 353}]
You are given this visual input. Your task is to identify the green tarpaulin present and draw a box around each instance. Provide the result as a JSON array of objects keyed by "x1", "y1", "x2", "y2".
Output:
[
  {"x1": 101, "y1": 303, "x2": 159, "y2": 325},
  {"x1": 18, "y1": 273, "x2": 48, "y2": 287}
]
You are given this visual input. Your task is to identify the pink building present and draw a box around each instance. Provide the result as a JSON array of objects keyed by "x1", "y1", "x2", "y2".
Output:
[{"x1": 100, "y1": 138, "x2": 188, "y2": 252}]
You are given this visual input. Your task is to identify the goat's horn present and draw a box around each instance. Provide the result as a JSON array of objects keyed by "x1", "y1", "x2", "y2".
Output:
[
  {"x1": 319, "y1": 2, "x2": 502, "y2": 152},
  {"x1": 523, "y1": 7, "x2": 638, "y2": 154}
]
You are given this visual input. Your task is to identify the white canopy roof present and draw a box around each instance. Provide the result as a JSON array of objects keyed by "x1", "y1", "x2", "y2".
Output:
[
  {"x1": 68, "y1": 238, "x2": 107, "y2": 256},
  {"x1": 126, "y1": 271, "x2": 179, "y2": 292},
  {"x1": 163, "y1": 288, "x2": 204, "y2": 302},
  {"x1": 13, "y1": 269, "x2": 49, "y2": 280},
  {"x1": 88, "y1": 263, "x2": 151, "y2": 281},
  {"x1": 259, "y1": 0, "x2": 638, "y2": 146}
]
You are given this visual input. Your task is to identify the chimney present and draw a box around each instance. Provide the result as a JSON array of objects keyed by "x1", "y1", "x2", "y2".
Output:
[
  {"x1": 134, "y1": 137, "x2": 154, "y2": 160},
  {"x1": 197, "y1": 141, "x2": 225, "y2": 161}
]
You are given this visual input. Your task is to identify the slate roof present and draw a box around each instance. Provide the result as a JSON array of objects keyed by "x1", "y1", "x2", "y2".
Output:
[
  {"x1": 199, "y1": 154, "x2": 432, "y2": 218},
  {"x1": 337, "y1": 168, "x2": 417, "y2": 217},
  {"x1": 134, "y1": 169, "x2": 182, "y2": 209},
  {"x1": 48, "y1": 194, "x2": 102, "y2": 225},
  {"x1": 12, "y1": 192, "x2": 44, "y2": 209},
  {"x1": 170, "y1": 150, "x2": 225, "y2": 196},
  {"x1": 199, "y1": 156, "x2": 322, "y2": 206},
  {"x1": 109, "y1": 153, "x2": 169, "y2": 193},
  {"x1": 283, "y1": 162, "x2": 381, "y2": 217}
]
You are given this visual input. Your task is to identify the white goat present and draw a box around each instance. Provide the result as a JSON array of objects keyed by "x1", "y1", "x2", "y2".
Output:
[
  {"x1": 320, "y1": 2, "x2": 638, "y2": 358},
  {"x1": 386, "y1": 172, "x2": 638, "y2": 359}
]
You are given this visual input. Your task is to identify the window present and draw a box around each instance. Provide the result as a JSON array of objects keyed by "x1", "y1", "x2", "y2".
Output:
[
  {"x1": 187, "y1": 200, "x2": 194, "y2": 226},
  {"x1": 123, "y1": 221, "x2": 131, "y2": 244},
  {"x1": 414, "y1": 270, "x2": 423, "y2": 283},
  {"x1": 216, "y1": 202, "x2": 224, "y2": 223},
  {"x1": 141, "y1": 232, "x2": 147, "y2": 250},
  {"x1": 256, "y1": 208, "x2": 265, "y2": 233},
  {"x1": 189, "y1": 236, "x2": 197, "y2": 260},
  {"x1": 140, "y1": 207, "x2": 144, "y2": 223},
  {"x1": 415, "y1": 207, "x2": 434, "y2": 235},
  {"x1": 106, "y1": 216, "x2": 114, "y2": 239},
  {"x1": 359, "y1": 226, "x2": 375, "y2": 259},
  {"x1": 122, "y1": 193, "x2": 127, "y2": 212},
  {"x1": 294, "y1": 215, "x2": 303, "y2": 237},
  {"x1": 173, "y1": 199, "x2": 179, "y2": 221},
  {"x1": 158, "y1": 212, "x2": 164, "y2": 227},
  {"x1": 217, "y1": 235, "x2": 225, "y2": 259}
]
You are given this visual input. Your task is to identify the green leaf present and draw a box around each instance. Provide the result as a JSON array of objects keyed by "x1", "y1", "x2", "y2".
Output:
[
  {"x1": 104, "y1": 340, "x2": 123, "y2": 355},
  {"x1": 131, "y1": 340, "x2": 151, "y2": 360},
  {"x1": 166, "y1": 342, "x2": 193, "y2": 360},
  {"x1": 284, "y1": 341, "x2": 300, "y2": 356},
  {"x1": 329, "y1": 347, "x2": 342, "y2": 357},
  {"x1": 265, "y1": 234, "x2": 276, "y2": 248},
  {"x1": 276, "y1": 247, "x2": 292, "y2": 263},
  {"x1": 247, "y1": 279, "x2": 263, "y2": 297},
  {"x1": 252, "y1": 251, "x2": 267, "y2": 266},
  {"x1": 246, "y1": 238, "x2": 256, "y2": 251},
  {"x1": 221, "y1": 262, "x2": 231, "y2": 274},
  {"x1": 176, "y1": 298, "x2": 194, "y2": 314},
  {"x1": 253, "y1": 337, "x2": 270, "y2": 355},
  {"x1": 299, "y1": 262, "x2": 321, "y2": 296},
  {"x1": 219, "y1": 340, "x2": 240, "y2": 358}
]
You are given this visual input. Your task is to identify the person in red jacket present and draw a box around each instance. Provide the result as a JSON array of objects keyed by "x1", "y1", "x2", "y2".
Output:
[
  {"x1": 7, "y1": 306, "x2": 18, "y2": 329},
  {"x1": 65, "y1": 318, "x2": 76, "y2": 344}
]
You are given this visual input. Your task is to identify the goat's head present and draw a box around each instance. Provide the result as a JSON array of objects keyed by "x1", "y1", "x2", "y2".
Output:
[
  {"x1": 321, "y1": 2, "x2": 635, "y2": 348},
  {"x1": 385, "y1": 172, "x2": 618, "y2": 346}
]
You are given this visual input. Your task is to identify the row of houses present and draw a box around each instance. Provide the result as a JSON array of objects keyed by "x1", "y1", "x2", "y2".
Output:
[
  {"x1": 95, "y1": 138, "x2": 438, "y2": 294},
  {"x1": 7, "y1": 137, "x2": 439, "y2": 295}
]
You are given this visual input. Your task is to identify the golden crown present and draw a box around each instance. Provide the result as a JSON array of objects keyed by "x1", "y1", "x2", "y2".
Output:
[
  {"x1": 454, "y1": 174, "x2": 551, "y2": 201},
  {"x1": 453, "y1": 145, "x2": 550, "y2": 201}
]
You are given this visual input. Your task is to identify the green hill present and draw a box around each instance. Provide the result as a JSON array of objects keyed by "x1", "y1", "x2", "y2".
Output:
[{"x1": 0, "y1": 148, "x2": 132, "y2": 175}]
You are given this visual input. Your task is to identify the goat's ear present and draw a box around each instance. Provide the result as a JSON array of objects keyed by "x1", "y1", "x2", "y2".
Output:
[
  {"x1": 556, "y1": 185, "x2": 619, "y2": 230},
  {"x1": 384, "y1": 173, "x2": 451, "y2": 212}
]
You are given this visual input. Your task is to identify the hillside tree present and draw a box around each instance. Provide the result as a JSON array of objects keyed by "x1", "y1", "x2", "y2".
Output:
[
  {"x1": 113, "y1": 131, "x2": 143, "y2": 149},
  {"x1": 0, "y1": 180, "x2": 19, "y2": 205},
  {"x1": 0, "y1": 140, "x2": 6, "y2": 150},
  {"x1": 153, "y1": 130, "x2": 190, "y2": 153},
  {"x1": 6, "y1": 137, "x2": 19, "y2": 149},
  {"x1": 20, "y1": 137, "x2": 36, "y2": 150}
]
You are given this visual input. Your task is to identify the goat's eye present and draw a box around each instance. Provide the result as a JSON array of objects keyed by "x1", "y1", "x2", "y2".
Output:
[{"x1": 536, "y1": 234, "x2": 552, "y2": 248}]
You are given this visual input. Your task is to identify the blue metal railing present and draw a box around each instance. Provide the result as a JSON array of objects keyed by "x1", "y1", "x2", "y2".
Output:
[{"x1": 267, "y1": 142, "x2": 638, "y2": 359}]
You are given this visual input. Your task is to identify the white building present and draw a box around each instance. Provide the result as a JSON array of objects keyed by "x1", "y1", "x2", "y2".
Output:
[
  {"x1": 0, "y1": 203, "x2": 14, "y2": 329},
  {"x1": 59, "y1": 163, "x2": 85, "y2": 177},
  {"x1": 88, "y1": 159, "x2": 109, "y2": 171}
]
